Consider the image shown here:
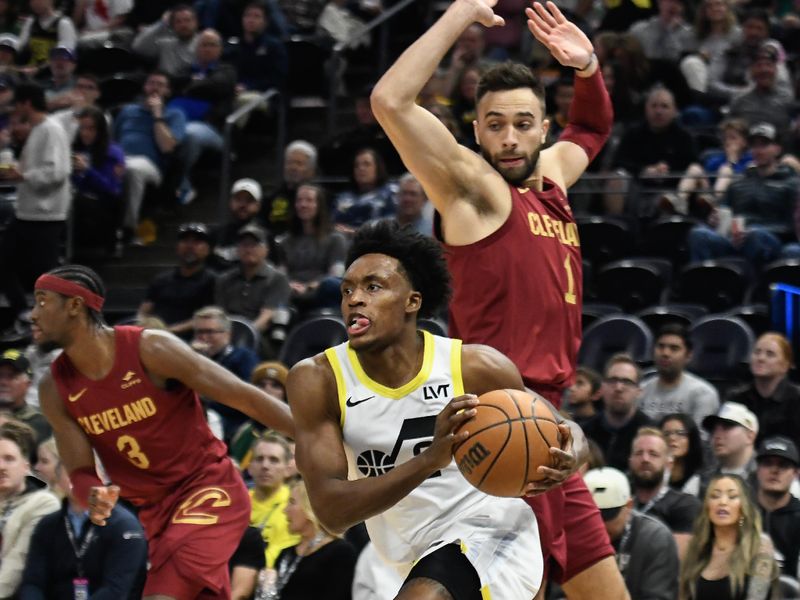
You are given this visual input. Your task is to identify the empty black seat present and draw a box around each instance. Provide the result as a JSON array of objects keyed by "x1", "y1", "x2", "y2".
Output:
[
  {"x1": 582, "y1": 303, "x2": 623, "y2": 330},
  {"x1": 576, "y1": 216, "x2": 634, "y2": 266},
  {"x1": 100, "y1": 74, "x2": 144, "y2": 109},
  {"x1": 229, "y1": 315, "x2": 260, "y2": 353},
  {"x1": 636, "y1": 304, "x2": 703, "y2": 332},
  {"x1": 596, "y1": 259, "x2": 669, "y2": 313},
  {"x1": 578, "y1": 314, "x2": 653, "y2": 373},
  {"x1": 688, "y1": 315, "x2": 754, "y2": 382},
  {"x1": 673, "y1": 260, "x2": 749, "y2": 312},
  {"x1": 638, "y1": 216, "x2": 698, "y2": 265},
  {"x1": 748, "y1": 258, "x2": 800, "y2": 303},
  {"x1": 725, "y1": 304, "x2": 771, "y2": 337},
  {"x1": 279, "y1": 316, "x2": 348, "y2": 367}
]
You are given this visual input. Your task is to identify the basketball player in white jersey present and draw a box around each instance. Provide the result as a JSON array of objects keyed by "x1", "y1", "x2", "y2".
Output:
[{"x1": 289, "y1": 221, "x2": 577, "y2": 599}]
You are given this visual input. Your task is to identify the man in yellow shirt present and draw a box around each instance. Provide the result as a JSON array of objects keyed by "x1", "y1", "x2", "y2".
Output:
[{"x1": 247, "y1": 432, "x2": 301, "y2": 567}]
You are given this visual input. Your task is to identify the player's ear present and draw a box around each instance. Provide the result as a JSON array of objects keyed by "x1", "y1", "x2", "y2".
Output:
[
  {"x1": 541, "y1": 118, "x2": 550, "y2": 144},
  {"x1": 406, "y1": 291, "x2": 422, "y2": 314},
  {"x1": 473, "y1": 119, "x2": 480, "y2": 147}
]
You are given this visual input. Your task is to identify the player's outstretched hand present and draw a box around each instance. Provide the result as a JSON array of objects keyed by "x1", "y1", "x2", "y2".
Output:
[
  {"x1": 88, "y1": 485, "x2": 120, "y2": 526},
  {"x1": 461, "y1": 0, "x2": 506, "y2": 28},
  {"x1": 525, "y1": 1, "x2": 593, "y2": 69},
  {"x1": 426, "y1": 394, "x2": 479, "y2": 471},
  {"x1": 523, "y1": 423, "x2": 578, "y2": 496}
]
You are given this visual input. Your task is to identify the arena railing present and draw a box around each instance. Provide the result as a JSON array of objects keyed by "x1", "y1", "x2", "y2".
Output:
[
  {"x1": 327, "y1": 0, "x2": 422, "y2": 135},
  {"x1": 217, "y1": 88, "x2": 285, "y2": 220}
]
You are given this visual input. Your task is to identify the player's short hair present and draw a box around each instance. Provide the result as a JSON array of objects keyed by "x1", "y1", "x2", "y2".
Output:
[
  {"x1": 44, "y1": 265, "x2": 107, "y2": 327},
  {"x1": 476, "y1": 62, "x2": 546, "y2": 114},
  {"x1": 193, "y1": 306, "x2": 231, "y2": 332},
  {"x1": 252, "y1": 431, "x2": 292, "y2": 463},
  {"x1": 656, "y1": 322, "x2": 693, "y2": 352},
  {"x1": 0, "y1": 420, "x2": 35, "y2": 463},
  {"x1": 346, "y1": 220, "x2": 451, "y2": 318},
  {"x1": 603, "y1": 352, "x2": 641, "y2": 383}
]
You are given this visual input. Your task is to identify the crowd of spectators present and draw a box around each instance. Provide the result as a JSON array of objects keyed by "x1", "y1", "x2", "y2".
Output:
[{"x1": 0, "y1": 0, "x2": 794, "y2": 598}]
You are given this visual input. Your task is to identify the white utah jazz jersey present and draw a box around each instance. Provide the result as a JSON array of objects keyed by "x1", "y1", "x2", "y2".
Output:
[{"x1": 325, "y1": 332, "x2": 542, "y2": 597}]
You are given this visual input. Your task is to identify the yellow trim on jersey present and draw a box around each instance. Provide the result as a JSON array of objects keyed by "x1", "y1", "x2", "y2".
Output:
[
  {"x1": 346, "y1": 330, "x2": 435, "y2": 399},
  {"x1": 481, "y1": 585, "x2": 492, "y2": 599},
  {"x1": 460, "y1": 540, "x2": 492, "y2": 599},
  {"x1": 324, "y1": 348, "x2": 348, "y2": 428},
  {"x1": 451, "y1": 338, "x2": 464, "y2": 397}
]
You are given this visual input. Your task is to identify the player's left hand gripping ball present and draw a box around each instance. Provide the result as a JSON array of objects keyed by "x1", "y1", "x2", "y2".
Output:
[{"x1": 523, "y1": 423, "x2": 578, "y2": 496}]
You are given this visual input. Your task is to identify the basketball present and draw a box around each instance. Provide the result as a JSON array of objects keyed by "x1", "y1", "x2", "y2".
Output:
[{"x1": 452, "y1": 389, "x2": 562, "y2": 497}]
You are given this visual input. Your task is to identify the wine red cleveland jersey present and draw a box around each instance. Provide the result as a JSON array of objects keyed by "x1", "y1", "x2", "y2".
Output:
[
  {"x1": 439, "y1": 181, "x2": 582, "y2": 404},
  {"x1": 51, "y1": 326, "x2": 229, "y2": 507}
]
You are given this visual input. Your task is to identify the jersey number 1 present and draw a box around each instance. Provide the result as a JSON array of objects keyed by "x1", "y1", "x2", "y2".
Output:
[{"x1": 563, "y1": 255, "x2": 577, "y2": 305}]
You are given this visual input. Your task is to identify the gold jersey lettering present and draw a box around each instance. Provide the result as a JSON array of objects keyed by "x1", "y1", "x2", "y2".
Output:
[
  {"x1": 528, "y1": 213, "x2": 543, "y2": 236},
  {"x1": 566, "y1": 223, "x2": 580, "y2": 247},
  {"x1": 80, "y1": 397, "x2": 159, "y2": 435},
  {"x1": 527, "y1": 212, "x2": 581, "y2": 248}
]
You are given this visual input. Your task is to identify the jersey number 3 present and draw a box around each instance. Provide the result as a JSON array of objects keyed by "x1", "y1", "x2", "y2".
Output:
[
  {"x1": 563, "y1": 255, "x2": 576, "y2": 305},
  {"x1": 116, "y1": 435, "x2": 151, "y2": 469}
]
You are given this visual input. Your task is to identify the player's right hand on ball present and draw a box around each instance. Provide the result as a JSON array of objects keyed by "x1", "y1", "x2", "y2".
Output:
[
  {"x1": 426, "y1": 394, "x2": 479, "y2": 471},
  {"x1": 88, "y1": 485, "x2": 120, "y2": 526}
]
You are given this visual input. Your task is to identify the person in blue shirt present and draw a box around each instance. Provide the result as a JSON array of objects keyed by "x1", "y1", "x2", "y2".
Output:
[{"x1": 113, "y1": 70, "x2": 186, "y2": 237}]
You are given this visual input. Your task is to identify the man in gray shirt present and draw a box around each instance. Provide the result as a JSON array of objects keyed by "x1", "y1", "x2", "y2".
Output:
[
  {"x1": 640, "y1": 323, "x2": 719, "y2": 428},
  {"x1": 585, "y1": 467, "x2": 679, "y2": 600},
  {"x1": 132, "y1": 5, "x2": 198, "y2": 78},
  {"x1": 0, "y1": 82, "x2": 71, "y2": 322},
  {"x1": 215, "y1": 223, "x2": 290, "y2": 335},
  {"x1": 629, "y1": 0, "x2": 694, "y2": 62}
]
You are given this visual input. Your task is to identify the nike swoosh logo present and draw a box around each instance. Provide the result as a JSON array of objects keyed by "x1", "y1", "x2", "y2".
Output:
[
  {"x1": 68, "y1": 388, "x2": 87, "y2": 403},
  {"x1": 345, "y1": 395, "x2": 375, "y2": 407}
]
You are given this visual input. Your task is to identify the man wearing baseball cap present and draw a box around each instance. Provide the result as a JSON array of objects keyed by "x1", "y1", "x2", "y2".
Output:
[
  {"x1": 755, "y1": 436, "x2": 800, "y2": 578},
  {"x1": 699, "y1": 402, "x2": 760, "y2": 493},
  {"x1": 212, "y1": 178, "x2": 265, "y2": 268},
  {"x1": 0, "y1": 349, "x2": 51, "y2": 451},
  {"x1": 584, "y1": 467, "x2": 679, "y2": 600},
  {"x1": 139, "y1": 222, "x2": 217, "y2": 337}
]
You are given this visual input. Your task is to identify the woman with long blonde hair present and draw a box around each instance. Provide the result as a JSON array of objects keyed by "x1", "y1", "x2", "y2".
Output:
[{"x1": 679, "y1": 474, "x2": 778, "y2": 600}]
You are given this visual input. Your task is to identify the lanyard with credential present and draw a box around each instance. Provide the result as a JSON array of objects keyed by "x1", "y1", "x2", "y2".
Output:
[
  {"x1": 616, "y1": 517, "x2": 634, "y2": 575},
  {"x1": 64, "y1": 515, "x2": 96, "y2": 578}
]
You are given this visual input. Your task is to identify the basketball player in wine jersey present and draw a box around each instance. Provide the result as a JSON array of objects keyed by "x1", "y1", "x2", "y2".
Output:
[
  {"x1": 371, "y1": 1, "x2": 624, "y2": 598},
  {"x1": 289, "y1": 221, "x2": 572, "y2": 599},
  {"x1": 32, "y1": 265, "x2": 293, "y2": 599}
]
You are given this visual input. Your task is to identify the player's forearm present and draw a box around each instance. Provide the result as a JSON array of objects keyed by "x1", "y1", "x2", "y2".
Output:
[
  {"x1": 241, "y1": 388, "x2": 294, "y2": 438},
  {"x1": 372, "y1": 0, "x2": 480, "y2": 111},
  {"x1": 560, "y1": 65, "x2": 613, "y2": 163},
  {"x1": 310, "y1": 453, "x2": 441, "y2": 534}
]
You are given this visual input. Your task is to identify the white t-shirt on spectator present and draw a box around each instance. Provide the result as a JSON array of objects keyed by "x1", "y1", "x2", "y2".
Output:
[
  {"x1": 640, "y1": 371, "x2": 720, "y2": 428},
  {"x1": 83, "y1": 0, "x2": 133, "y2": 31}
]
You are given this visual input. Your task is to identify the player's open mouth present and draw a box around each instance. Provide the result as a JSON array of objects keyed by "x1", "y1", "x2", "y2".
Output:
[
  {"x1": 348, "y1": 315, "x2": 371, "y2": 336},
  {"x1": 499, "y1": 157, "x2": 524, "y2": 167}
]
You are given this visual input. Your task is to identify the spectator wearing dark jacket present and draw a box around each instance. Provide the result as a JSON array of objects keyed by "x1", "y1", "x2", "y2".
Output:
[
  {"x1": 169, "y1": 28, "x2": 236, "y2": 204},
  {"x1": 71, "y1": 105, "x2": 125, "y2": 252},
  {"x1": 227, "y1": 2, "x2": 288, "y2": 93},
  {"x1": 20, "y1": 442, "x2": 147, "y2": 600}
]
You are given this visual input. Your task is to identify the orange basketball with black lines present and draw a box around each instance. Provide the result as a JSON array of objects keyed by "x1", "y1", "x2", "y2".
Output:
[{"x1": 452, "y1": 389, "x2": 562, "y2": 497}]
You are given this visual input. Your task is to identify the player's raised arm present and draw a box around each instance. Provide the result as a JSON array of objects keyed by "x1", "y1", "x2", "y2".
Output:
[
  {"x1": 138, "y1": 329, "x2": 294, "y2": 437},
  {"x1": 370, "y1": 0, "x2": 502, "y2": 211},
  {"x1": 529, "y1": 1, "x2": 613, "y2": 187},
  {"x1": 288, "y1": 356, "x2": 477, "y2": 535}
]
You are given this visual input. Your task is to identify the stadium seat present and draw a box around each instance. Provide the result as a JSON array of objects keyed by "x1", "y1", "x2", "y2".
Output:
[
  {"x1": 688, "y1": 315, "x2": 754, "y2": 383},
  {"x1": 79, "y1": 45, "x2": 143, "y2": 77},
  {"x1": 672, "y1": 260, "x2": 749, "y2": 312},
  {"x1": 582, "y1": 303, "x2": 623, "y2": 330},
  {"x1": 595, "y1": 258, "x2": 670, "y2": 312},
  {"x1": 279, "y1": 316, "x2": 348, "y2": 367},
  {"x1": 725, "y1": 304, "x2": 771, "y2": 337},
  {"x1": 635, "y1": 304, "x2": 705, "y2": 332},
  {"x1": 285, "y1": 36, "x2": 331, "y2": 103},
  {"x1": 578, "y1": 314, "x2": 654, "y2": 373},
  {"x1": 582, "y1": 259, "x2": 594, "y2": 300},
  {"x1": 779, "y1": 575, "x2": 800, "y2": 600},
  {"x1": 229, "y1": 315, "x2": 260, "y2": 353},
  {"x1": 575, "y1": 216, "x2": 634, "y2": 266},
  {"x1": 100, "y1": 74, "x2": 144, "y2": 109},
  {"x1": 418, "y1": 318, "x2": 447, "y2": 336},
  {"x1": 638, "y1": 216, "x2": 698, "y2": 265},
  {"x1": 747, "y1": 258, "x2": 800, "y2": 304}
]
